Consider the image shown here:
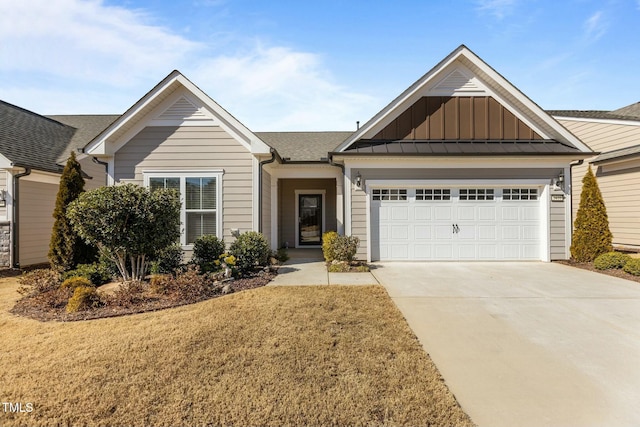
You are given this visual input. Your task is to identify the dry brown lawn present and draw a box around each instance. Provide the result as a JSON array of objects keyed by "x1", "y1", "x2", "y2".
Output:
[{"x1": 0, "y1": 277, "x2": 474, "y2": 427}]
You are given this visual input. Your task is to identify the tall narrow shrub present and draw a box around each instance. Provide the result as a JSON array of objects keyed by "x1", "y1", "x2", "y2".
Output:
[
  {"x1": 48, "y1": 152, "x2": 96, "y2": 272},
  {"x1": 570, "y1": 166, "x2": 612, "y2": 262}
]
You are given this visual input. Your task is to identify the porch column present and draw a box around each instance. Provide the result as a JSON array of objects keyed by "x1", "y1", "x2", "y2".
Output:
[
  {"x1": 336, "y1": 174, "x2": 344, "y2": 235},
  {"x1": 270, "y1": 178, "x2": 278, "y2": 250}
]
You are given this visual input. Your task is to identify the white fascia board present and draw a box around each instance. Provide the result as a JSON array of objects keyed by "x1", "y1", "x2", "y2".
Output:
[
  {"x1": 21, "y1": 170, "x2": 62, "y2": 185},
  {"x1": 365, "y1": 178, "x2": 549, "y2": 188},
  {"x1": 0, "y1": 153, "x2": 13, "y2": 169},
  {"x1": 268, "y1": 164, "x2": 342, "y2": 180},
  {"x1": 553, "y1": 116, "x2": 640, "y2": 127}
]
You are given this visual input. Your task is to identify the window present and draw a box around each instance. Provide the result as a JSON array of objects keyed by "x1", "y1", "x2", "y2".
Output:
[
  {"x1": 503, "y1": 188, "x2": 538, "y2": 201},
  {"x1": 372, "y1": 189, "x2": 407, "y2": 201},
  {"x1": 147, "y1": 172, "x2": 222, "y2": 245},
  {"x1": 416, "y1": 189, "x2": 451, "y2": 201},
  {"x1": 460, "y1": 188, "x2": 494, "y2": 201}
]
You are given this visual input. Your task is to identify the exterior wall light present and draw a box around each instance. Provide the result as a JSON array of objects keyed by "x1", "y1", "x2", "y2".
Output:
[{"x1": 355, "y1": 172, "x2": 362, "y2": 188}]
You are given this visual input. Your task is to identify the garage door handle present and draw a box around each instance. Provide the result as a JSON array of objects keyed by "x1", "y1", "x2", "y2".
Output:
[{"x1": 453, "y1": 224, "x2": 460, "y2": 234}]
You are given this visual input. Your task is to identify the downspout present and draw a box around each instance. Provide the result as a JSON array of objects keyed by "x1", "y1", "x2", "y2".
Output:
[
  {"x1": 328, "y1": 154, "x2": 346, "y2": 235},
  {"x1": 12, "y1": 167, "x2": 31, "y2": 268},
  {"x1": 92, "y1": 156, "x2": 109, "y2": 186},
  {"x1": 258, "y1": 148, "x2": 277, "y2": 233}
]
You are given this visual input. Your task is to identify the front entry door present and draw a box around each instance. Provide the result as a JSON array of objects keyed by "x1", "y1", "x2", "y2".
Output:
[{"x1": 298, "y1": 194, "x2": 322, "y2": 246}]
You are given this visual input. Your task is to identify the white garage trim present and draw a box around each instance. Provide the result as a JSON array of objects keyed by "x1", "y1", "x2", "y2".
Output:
[{"x1": 366, "y1": 179, "x2": 550, "y2": 262}]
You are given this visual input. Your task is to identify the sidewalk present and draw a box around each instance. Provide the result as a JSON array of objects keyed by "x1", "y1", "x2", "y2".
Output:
[{"x1": 269, "y1": 249, "x2": 378, "y2": 286}]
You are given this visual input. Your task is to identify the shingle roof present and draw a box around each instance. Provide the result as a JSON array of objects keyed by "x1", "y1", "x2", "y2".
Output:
[
  {"x1": 0, "y1": 100, "x2": 76, "y2": 173},
  {"x1": 47, "y1": 115, "x2": 119, "y2": 163},
  {"x1": 340, "y1": 139, "x2": 584, "y2": 155},
  {"x1": 592, "y1": 144, "x2": 640, "y2": 164},
  {"x1": 256, "y1": 131, "x2": 353, "y2": 161},
  {"x1": 548, "y1": 102, "x2": 640, "y2": 121}
]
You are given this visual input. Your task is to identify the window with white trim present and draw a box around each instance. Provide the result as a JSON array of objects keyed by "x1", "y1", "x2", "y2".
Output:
[
  {"x1": 503, "y1": 188, "x2": 538, "y2": 201},
  {"x1": 460, "y1": 188, "x2": 494, "y2": 201},
  {"x1": 372, "y1": 189, "x2": 407, "y2": 201},
  {"x1": 416, "y1": 189, "x2": 451, "y2": 201},
  {"x1": 147, "y1": 172, "x2": 222, "y2": 245}
]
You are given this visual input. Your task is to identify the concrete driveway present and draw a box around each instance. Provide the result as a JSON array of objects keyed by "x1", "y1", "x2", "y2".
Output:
[{"x1": 371, "y1": 262, "x2": 640, "y2": 427}]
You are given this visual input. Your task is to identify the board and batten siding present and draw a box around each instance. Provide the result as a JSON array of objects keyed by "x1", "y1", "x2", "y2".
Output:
[
  {"x1": 19, "y1": 179, "x2": 58, "y2": 266},
  {"x1": 350, "y1": 167, "x2": 567, "y2": 261},
  {"x1": 559, "y1": 119, "x2": 640, "y2": 248},
  {"x1": 114, "y1": 126, "x2": 254, "y2": 243}
]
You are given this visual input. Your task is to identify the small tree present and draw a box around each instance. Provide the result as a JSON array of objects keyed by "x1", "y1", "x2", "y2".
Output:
[
  {"x1": 48, "y1": 152, "x2": 96, "y2": 272},
  {"x1": 67, "y1": 184, "x2": 181, "y2": 281},
  {"x1": 570, "y1": 166, "x2": 612, "y2": 262}
]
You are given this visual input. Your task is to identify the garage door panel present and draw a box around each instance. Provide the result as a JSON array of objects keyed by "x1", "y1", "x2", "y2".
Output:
[{"x1": 373, "y1": 187, "x2": 542, "y2": 261}]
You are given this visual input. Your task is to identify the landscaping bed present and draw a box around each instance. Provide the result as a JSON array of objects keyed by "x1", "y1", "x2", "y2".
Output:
[{"x1": 556, "y1": 259, "x2": 640, "y2": 284}]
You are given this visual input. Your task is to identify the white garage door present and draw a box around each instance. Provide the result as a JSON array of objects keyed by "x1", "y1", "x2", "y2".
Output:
[{"x1": 371, "y1": 187, "x2": 541, "y2": 261}]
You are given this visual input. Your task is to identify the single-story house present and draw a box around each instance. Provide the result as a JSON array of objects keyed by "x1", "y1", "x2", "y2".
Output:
[
  {"x1": 550, "y1": 104, "x2": 640, "y2": 252},
  {"x1": 78, "y1": 45, "x2": 594, "y2": 263},
  {"x1": 0, "y1": 100, "x2": 116, "y2": 267}
]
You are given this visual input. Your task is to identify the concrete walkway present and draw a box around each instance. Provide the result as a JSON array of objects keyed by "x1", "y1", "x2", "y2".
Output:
[
  {"x1": 269, "y1": 249, "x2": 379, "y2": 286},
  {"x1": 372, "y1": 262, "x2": 640, "y2": 427}
]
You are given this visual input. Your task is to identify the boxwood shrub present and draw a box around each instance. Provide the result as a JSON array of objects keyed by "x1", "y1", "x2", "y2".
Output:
[
  {"x1": 594, "y1": 252, "x2": 631, "y2": 270},
  {"x1": 229, "y1": 231, "x2": 270, "y2": 274},
  {"x1": 623, "y1": 258, "x2": 640, "y2": 276}
]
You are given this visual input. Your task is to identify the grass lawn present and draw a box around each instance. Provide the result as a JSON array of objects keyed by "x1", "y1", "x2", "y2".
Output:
[{"x1": 0, "y1": 277, "x2": 474, "y2": 427}]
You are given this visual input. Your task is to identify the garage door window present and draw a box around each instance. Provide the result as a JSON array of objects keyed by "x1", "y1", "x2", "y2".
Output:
[
  {"x1": 373, "y1": 189, "x2": 407, "y2": 201},
  {"x1": 503, "y1": 188, "x2": 538, "y2": 200},
  {"x1": 416, "y1": 189, "x2": 451, "y2": 201},
  {"x1": 460, "y1": 188, "x2": 494, "y2": 201}
]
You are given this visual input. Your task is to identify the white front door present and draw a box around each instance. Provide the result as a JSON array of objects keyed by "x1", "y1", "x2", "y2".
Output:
[{"x1": 371, "y1": 187, "x2": 541, "y2": 261}]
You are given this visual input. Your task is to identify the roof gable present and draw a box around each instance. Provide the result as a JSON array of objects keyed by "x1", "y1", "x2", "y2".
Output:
[
  {"x1": 84, "y1": 70, "x2": 270, "y2": 156},
  {"x1": 336, "y1": 45, "x2": 591, "y2": 154}
]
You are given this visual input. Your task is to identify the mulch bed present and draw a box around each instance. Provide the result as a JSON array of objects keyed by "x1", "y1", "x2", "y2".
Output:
[
  {"x1": 10, "y1": 272, "x2": 276, "y2": 323},
  {"x1": 555, "y1": 259, "x2": 640, "y2": 284}
]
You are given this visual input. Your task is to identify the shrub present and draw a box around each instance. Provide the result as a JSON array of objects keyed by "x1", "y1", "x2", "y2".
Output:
[
  {"x1": 66, "y1": 286, "x2": 101, "y2": 313},
  {"x1": 49, "y1": 151, "x2": 97, "y2": 272},
  {"x1": 229, "y1": 231, "x2": 270, "y2": 274},
  {"x1": 332, "y1": 235, "x2": 360, "y2": 262},
  {"x1": 17, "y1": 269, "x2": 61, "y2": 296},
  {"x1": 150, "y1": 244, "x2": 183, "y2": 275},
  {"x1": 322, "y1": 231, "x2": 339, "y2": 262},
  {"x1": 61, "y1": 276, "x2": 93, "y2": 290},
  {"x1": 109, "y1": 281, "x2": 149, "y2": 308},
  {"x1": 149, "y1": 266, "x2": 220, "y2": 302},
  {"x1": 192, "y1": 236, "x2": 225, "y2": 272},
  {"x1": 328, "y1": 261, "x2": 350, "y2": 272},
  {"x1": 63, "y1": 263, "x2": 112, "y2": 286},
  {"x1": 273, "y1": 248, "x2": 289, "y2": 264},
  {"x1": 623, "y1": 258, "x2": 640, "y2": 276},
  {"x1": 571, "y1": 166, "x2": 613, "y2": 262},
  {"x1": 594, "y1": 252, "x2": 631, "y2": 270}
]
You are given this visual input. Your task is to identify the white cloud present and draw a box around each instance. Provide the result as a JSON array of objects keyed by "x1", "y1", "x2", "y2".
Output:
[
  {"x1": 190, "y1": 44, "x2": 378, "y2": 131},
  {"x1": 584, "y1": 11, "x2": 608, "y2": 42},
  {"x1": 0, "y1": 0, "x2": 377, "y2": 129},
  {"x1": 475, "y1": 0, "x2": 516, "y2": 19}
]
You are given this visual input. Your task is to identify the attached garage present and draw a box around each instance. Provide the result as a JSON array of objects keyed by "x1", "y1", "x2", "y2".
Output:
[{"x1": 370, "y1": 185, "x2": 546, "y2": 261}]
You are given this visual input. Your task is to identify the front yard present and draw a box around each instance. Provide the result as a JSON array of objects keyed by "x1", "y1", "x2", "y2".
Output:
[{"x1": 0, "y1": 277, "x2": 473, "y2": 427}]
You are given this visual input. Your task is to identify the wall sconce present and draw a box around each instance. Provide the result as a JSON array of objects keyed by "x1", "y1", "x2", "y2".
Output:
[
  {"x1": 355, "y1": 172, "x2": 362, "y2": 188},
  {"x1": 553, "y1": 173, "x2": 564, "y2": 191},
  {"x1": 0, "y1": 189, "x2": 5, "y2": 207}
]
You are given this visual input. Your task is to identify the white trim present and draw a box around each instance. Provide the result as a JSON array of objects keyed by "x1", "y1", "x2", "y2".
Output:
[
  {"x1": 294, "y1": 190, "x2": 326, "y2": 248},
  {"x1": 563, "y1": 165, "x2": 572, "y2": 259},
  {"x1": 344, "y1": 165, "x2": 352, "y2": 236},
  {"x1": 553, "y1": 116, "x2": 640, "y2": 127},
  {"x1": 267, "y1": 164, "x2": 342, "y2": 179},
  {"x1": 365, "y1": 188, "x2": 371, "y2": 263},
  {"x1": 0, "y1": 153, "x2": 13, "y2": 169},
  {"x1": 540, "y1": 184, "x2": 551, "y2": 262},
  {"x1": 143, "y1": 170, "x2": 223, "y2": 247},
  {"x1": 270, "y1": 178, "x2": 278, "y2": 250},
  {"x1": 252, "y1": 157, "x2": 259, "y2": 232},
  {"x1": 595, "y1": 157, "x2": 640, "y2": 172},
  {"x1": 21, "y1": 170, "x2": 61, "y2": 185},
  {"x1": 107, "y1": 157, "x2": 115, "y2": 185},
  {"x1": 335, "y1": 174, "x2": 344, "y2": 235},
  {"x1": 339, "y1": 157, "x2": 584, "y2": 169}
]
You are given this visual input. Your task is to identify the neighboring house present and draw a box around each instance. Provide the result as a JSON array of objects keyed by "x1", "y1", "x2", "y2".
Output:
[
  {"x1": 82, "y1": 45, "x2": 593, "y2": 263},
  {"x1": 0, "y1": 100, "x2": 116, "y2": 267},
  {"x1": 551, "y1": 104, "x2": 640, "y2": 252}
]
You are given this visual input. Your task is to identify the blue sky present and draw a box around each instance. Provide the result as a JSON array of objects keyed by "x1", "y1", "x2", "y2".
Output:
[{"x1": 1, "y1": 0, "x2": 638, "y2": 131}]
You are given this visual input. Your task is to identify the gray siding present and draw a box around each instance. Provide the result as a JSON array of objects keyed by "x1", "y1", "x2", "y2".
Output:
[
  {"x1": 114, "y1": 126, "x2": 254, "y2": 243},
  {"x1": 350, "y1": 167, "x2": 567, "y2": 261},
  {"x1": 19, "y1": 180, "x2": 58, "y2": 266},
  {"x1": 278, "y1": 179, "x2": 337, "y2": 248}
]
